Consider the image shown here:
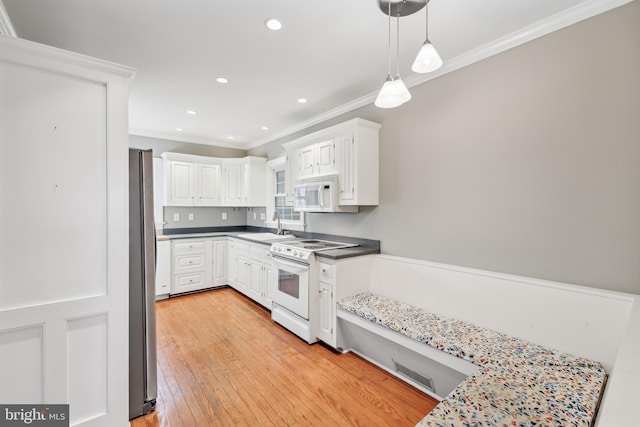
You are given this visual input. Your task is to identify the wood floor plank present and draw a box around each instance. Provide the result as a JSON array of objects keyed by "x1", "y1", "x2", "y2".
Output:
[{"x1": 131, "y1": 288, "x2": 438, "y2": 426}]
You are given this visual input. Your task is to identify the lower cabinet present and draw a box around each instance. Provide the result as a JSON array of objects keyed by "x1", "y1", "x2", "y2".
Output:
[
  {"x1": 227, "y1": 238, "x2": 274, "y2": 309},
  {"x1": 315, "y1": 256, "x2": 374, "y2": 348},
  {"x1": 155, "y1": 240, "x2": 171, "y2": 299},
  {"x1": 170, "y1": 237, "x2": 227, "y2": 295}
]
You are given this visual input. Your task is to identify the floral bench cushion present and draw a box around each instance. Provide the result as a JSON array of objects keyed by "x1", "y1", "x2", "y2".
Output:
[{"x1": 336, "y1": 292, "x2": 606, "y2": 427}]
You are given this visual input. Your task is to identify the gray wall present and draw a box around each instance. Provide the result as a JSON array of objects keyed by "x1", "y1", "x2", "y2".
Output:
[
  {"x1": 129, "y1": 134, "x2": 247, "y2": 158},
  {"x1": 163, "y1": 207, "x2": 248, "y2": 229},
  {"x1": 249, "y1": 2, "x2": 640, "y2": 295}
]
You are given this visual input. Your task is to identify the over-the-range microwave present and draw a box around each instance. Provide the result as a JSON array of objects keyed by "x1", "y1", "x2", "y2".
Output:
[{"x1": 294, "y1": 176, "x2": 358, "y2": 213}]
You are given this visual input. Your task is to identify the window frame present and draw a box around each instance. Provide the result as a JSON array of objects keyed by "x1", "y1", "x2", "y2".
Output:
[{"x1": 265, "y1": 157, "x2": 305, "y2": 232}]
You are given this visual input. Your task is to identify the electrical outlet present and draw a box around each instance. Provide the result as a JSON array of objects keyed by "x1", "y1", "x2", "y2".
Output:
[
  {"x1": 173, "y1": 213, "x2": 180, "y2": 222},
  {"x1": 253, "y1": 212, "x2": 257, "y2": 220},
  {"x1": 260, "y1": 213, "x2": 266, "y2": 220},
  {"x1": 222, "y1": 212, "x2": 227, "y2": 220},
  {"x1": 188, "y1": 213, "x2": 194, "y2": 221}
]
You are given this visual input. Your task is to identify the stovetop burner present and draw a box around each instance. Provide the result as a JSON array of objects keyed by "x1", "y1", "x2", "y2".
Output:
[{"x1": 269, "y1": 238, "x2": 358, "y2": 261}]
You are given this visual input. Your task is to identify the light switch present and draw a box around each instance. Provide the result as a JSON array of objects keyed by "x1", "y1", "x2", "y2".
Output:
[
  {"x1": 173, "y1": 213, "x2": 180, "y2": 221},
  {"x1": 222, "y1": 212, "x2": 227, "y2": 220},
  {"x1": 253, "y1": 212, "x2": 257, "y2": 220},
  {"x1": 188, "y1": 213, "x2": 194, "y2": 221}
]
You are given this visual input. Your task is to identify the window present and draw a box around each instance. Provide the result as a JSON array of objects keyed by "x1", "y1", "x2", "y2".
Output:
[
  {"x1": 266, "y1": 157, "x2": 304, "y2": 231},
  {"x1": 274, "y1": 170, "x2": 300, "y2": 221}
]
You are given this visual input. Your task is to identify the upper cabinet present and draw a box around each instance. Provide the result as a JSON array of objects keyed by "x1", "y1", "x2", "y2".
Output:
[
  {"x1": 284, "y1": 118, "x2": 381, "y2": 207},
  {"x1": 222, "y1": 157, "x2": 267, "y2": 207},
  {"x1": 161, "y1": 153, "x2": 222, "y2": 206},
  {"x1": 296, "y1": 138, "x2": 337, "y2": 179},
  {"x1": 161, "y1": 153, "x2": 266, "y2": 207}
]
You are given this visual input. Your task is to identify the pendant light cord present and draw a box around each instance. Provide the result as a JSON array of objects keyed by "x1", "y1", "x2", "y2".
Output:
[
  {"x1": 396, "y1": 14, "x2": 400, "y2": 77},
  {"x1": 387, "y1": 1, "x2": 392, "y2": 76},
  {"x1": 425, "y1": 0, "x2": 430, "y2": 40}
]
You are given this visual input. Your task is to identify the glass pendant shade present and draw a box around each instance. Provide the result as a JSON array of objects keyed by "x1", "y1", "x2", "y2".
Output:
[
  {"x1": 412, "y1": 39, "x2": 443, "y2": 73},
  {"x1": 375, "y1": 75, "x2": 405, "y2": 108},
  {"x1": 394, "y1": 76, "x2": 411, "y2": 103}
]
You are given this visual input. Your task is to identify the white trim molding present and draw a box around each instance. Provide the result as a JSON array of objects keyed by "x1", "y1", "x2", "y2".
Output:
[
  {"x1": 129, "y1": 128, "x2": 244, "y2": 151},
  {"x1": 0, "y1": 0, "x2": 16, "y2": 37}
]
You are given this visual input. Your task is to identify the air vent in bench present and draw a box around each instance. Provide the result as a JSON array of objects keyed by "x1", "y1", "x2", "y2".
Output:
[{"x1": 393, "y1": 359, "x2": 436, "y2": 394}]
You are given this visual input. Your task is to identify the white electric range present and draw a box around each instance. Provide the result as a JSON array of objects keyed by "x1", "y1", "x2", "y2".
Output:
[{"x1": 269, "y1": 239, "x2": 358, "y2": 343}]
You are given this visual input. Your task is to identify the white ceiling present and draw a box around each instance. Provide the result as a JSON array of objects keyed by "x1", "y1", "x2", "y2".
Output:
[{"x1": 1, "y1": 0, "x2": 626, "y2": 149}]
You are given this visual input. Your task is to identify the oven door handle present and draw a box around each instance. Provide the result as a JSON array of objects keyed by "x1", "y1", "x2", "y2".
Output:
[{"x1": 271, "y1": 254, "x2": 310, "y2": 271}]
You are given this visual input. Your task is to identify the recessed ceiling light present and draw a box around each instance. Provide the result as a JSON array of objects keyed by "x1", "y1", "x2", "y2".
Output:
[
  {"x1": 216, "y1": 77, "x2": 228, "y2": 84},
  {"x1": 261, "y1": 126, "x2": 269, "y2": 130},
  {"x1": 297, "y1": 98, "x2": 307, "y2": 104},
  {"x1": 186, "y1": 110, "x2": 197, "y2": 115},
  {"x1": 176, "y1": 128, "x2": 183, "y2": 132},
  {"x1": 227, "y1": 136, "x2": 235, "y2": 140},
  {"x1": 265, "y1": 18, "x2": 282, "y2": 31}
]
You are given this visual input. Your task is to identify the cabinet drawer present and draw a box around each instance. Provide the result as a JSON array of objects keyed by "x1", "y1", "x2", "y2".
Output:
[
  {"x1": 173, "y1": 240, "x2": 207, "y2": 253},
  {"x1": 319, "y1": 262, "x2": 334, "y2": 281},
  {"x1": 173, "y1": 253, "x2": 206, "y2": 271},
  {"x1": 172, "y1": 271, "x2": 207, "y2": 293},
  {"x1": 249, "y1": 244, "x2": 271, "y2": 261}
]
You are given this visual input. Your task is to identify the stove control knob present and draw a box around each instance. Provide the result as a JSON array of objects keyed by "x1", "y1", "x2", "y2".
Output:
[{"x1": 293, "y1": 251, "x2": 299, "y2": 256}]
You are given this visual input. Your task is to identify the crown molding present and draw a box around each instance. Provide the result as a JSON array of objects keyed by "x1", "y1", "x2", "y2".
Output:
[
  {"x1": 129, "y1": 128, "x2": 247, "y2": 151},
  {"x1": 0, "y1": 0, "x2": 17, "y2": 37},
  {"x1": 247, "y1": 0, "x2": 633, "y2": 150}
]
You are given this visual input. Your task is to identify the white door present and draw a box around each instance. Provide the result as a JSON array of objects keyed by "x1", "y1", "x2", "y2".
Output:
[
  {"x1": 0, "y1": 37, "x2": 132, "y2": 426},
  {"x1": 296, "y1": 145, "x2": 316, "y2": 178},
  {"x1": 318, "y1": 281, "x2": 334, "y2": 344},
  {"x1": 223, "y1": 163, "x2": 244, "y2": 205},
  {"x1": 338, "y1": 135, "x2": 355, "y2": 203},
  {"x1": 197, "y1": 163, "x2": 222, "y2": 206},
  {"x1": 169, "y1": 160, "x2": 195, "y2": 205},
  {"x1": 211, "y1": 239, "x2": 227, "y2": 285},
  {"x1": 316, "y1": 139, "x2": 337, "y2": 176}
]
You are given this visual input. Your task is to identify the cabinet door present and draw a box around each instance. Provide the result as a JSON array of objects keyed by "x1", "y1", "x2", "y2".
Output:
[
  {"x1": 224, "y1": 163, "x2": 245, "y2": 205},
  {"x1": 227, "y1": 241, "x2": 237, "y2": 288},
  {"x1": 296, "y1": 145, "x2": 316, "y2": 179},
  {"x1": 338, "y1": 135, "x2": 355, "y2": 204},
  {"x1": 198, "y1": 163, "x2": 222, "y2": 206},
  {"x1": 211, "y1": 239, "x2": 227, "y2": 285},
  {"x1": 316, "y1": 139, "x2": 337, "y2": 175},
  {"x1": 235, "y1": 255, "x2": 251, "y2": 293},
  {"x1": 285, "y1": 151, "x2": 296, "y2": 205},
  {"x1": 318, "y1": 281, "x2": 334, "y2": 344},
  {"x1": 155, "y1": 241, "x2": 171, "y2": 297},
  {"x1": 169, "y1": 160, "x2": 195, "y2": 205},
  {"x1": 249, "y1": 262, "x2": 263, "y2": 302},
  {"x1": 262, "y1": 261, "x2": 275, "y2": 310}
]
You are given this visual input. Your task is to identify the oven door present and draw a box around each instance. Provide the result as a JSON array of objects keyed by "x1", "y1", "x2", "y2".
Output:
[{"x1": 270, "y1": 255, "x2": 310, "y2": 319}]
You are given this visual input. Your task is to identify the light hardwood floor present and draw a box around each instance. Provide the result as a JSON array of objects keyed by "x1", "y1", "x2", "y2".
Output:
[{"x1": 131, "y1": 288, "x2": 438, "y2": 426}]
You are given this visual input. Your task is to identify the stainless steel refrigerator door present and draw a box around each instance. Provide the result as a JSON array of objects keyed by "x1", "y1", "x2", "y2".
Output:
[{"x1": 129, "y1": 148, "x2": 157, "y2": 420}]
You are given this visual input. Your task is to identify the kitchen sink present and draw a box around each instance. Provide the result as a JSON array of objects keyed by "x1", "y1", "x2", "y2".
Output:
[{"x1": 237, "y1": 233, "x2": 293, "y2": 241}]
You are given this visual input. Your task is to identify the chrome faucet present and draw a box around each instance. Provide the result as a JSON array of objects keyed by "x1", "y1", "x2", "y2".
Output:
[{"x1": 272, "y1": 211, "x2": 286, "y2": 235}]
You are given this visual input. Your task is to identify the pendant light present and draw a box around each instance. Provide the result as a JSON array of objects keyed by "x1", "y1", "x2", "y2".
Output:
[
  {"x1": 412, "y1": 0, "x2": 442, "y2": 73},
  {"x1": 394, "y1": 14, "x2": 411, "y2": 104},
  {"x1": 375, "y1": 0, "x2": 404, "y2": 108}
]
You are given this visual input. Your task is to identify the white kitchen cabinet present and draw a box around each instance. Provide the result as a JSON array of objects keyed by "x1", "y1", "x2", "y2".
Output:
[
  {"x1": 198, "y1": 163, "x2": 223, "y2": 205},
  {"x1": 222, "y1": 157, "x2": 267, "y2": 206},
  {"x1": 171, "y1": 238, "x2": 212, "y2": 294},
  {"x1": 156, "y1": 240, "x2": 171, "y2": 299},
  {"x1": 211, "y1": 238, "x2": 228, "y2": 285},
  {"x1": 283, "y1": 118, "x2": 380, "y2": 207},
  {"x1": 315, "y1": 256, "x2": 374, "y2": 348},
  {"x1": 169, "y1": 236, "x2": 228, "y2": 295},
  {"x1": 161, "y1": 153, "x2": 223, "y2": 207},
  {"x1": 296, "y1": 138, "x2": 337, "y2": 179},
  {"x1": 285, "y1": 150, "x2": 296, "y2": 205},
  {"x1": 227, "y1": 238, "x2": 274, "y2": 309}
]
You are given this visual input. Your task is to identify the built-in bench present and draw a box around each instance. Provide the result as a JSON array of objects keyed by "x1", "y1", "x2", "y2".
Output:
[
  {"x1": 334, "y1": 254, "x2": 639, "y2": 427},
  {"x1": 338, "y1": 292, "x2": 606, "y2": 426}
]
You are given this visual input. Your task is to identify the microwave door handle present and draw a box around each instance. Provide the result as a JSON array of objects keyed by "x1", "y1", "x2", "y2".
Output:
[{"x1": 318, "y1": 185, "x2": 324, "y2": 208}]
